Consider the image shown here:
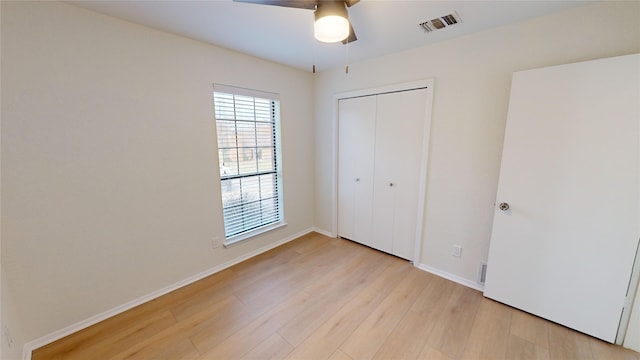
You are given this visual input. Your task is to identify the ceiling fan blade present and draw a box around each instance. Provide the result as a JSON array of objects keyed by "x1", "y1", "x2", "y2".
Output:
[
  {"x1": 344, "y1": 0, "x2": 359, "y2": 7},
  {"x1": 234, "y1": 0, "x2": 359, "y2": 44},
  {"x1": 233, "y1": 0, "x2": 317, "y2": 10},
  {"x1": 342, "y1": 21, "x2": 357, "y2": 44}
]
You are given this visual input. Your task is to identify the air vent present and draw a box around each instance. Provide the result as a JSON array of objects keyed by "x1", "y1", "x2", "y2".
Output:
[
  {"x1": 477, "y1": 261, "x2": 487, "y2": 285},
  {"x1": 419, "y1": 12, "x2": 462, "y2": 33}
]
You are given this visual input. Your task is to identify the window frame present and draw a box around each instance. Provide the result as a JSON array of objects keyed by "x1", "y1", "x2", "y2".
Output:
[{"x1": 213, "y1": 84, "x2": 285, "y2": 246}]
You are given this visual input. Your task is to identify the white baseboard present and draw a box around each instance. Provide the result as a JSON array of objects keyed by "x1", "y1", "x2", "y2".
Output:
[
  {"x1": 311, "y1": 227, "x2": 335, "y2": 238},
  {"x1": 416, "y1": 263, "x2": 485, "y2": 292},
  {"x1": 22, "y1": 227, "x2": 313, "y2": 360}
]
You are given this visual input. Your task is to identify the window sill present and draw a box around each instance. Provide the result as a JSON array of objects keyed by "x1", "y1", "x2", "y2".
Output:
[{"x1": 223, "y1": 221, "x2": 288, "y2": 248}]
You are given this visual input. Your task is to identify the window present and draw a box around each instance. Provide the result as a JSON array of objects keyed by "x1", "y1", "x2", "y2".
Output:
[{"x1": 213, "y1": 85, "x2": 283, "y2": 243}]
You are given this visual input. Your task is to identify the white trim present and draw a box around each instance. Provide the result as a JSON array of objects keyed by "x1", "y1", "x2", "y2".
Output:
[
  {"x1": 223, "y1": 221, "x2": 287, "y2": 247},
  {"x1": 412, "y1": 79, "x2": 435, "y2": 265},
  {"x1": 22, "y1": 227, "x2": 314, "y2": 360},
  {"x1": 334, "y1": 79, "x2": 431, "y2": 100},
  {"x1": 620, "y1": 241, "x2": 640, "y2": 346},
  {"x1": 311, "y1": 227, "x2": 335, "y2": 238},
  {"x1": 416, "y1": 263, "x2": 485, "y2": 292},
  {"x1": 213, "y1": 83, "x2": 280, "y2": 101},
  {"x1": 330, "y1": 92, "x2": 339, "y2": 238},
  {"x1": 622, "y1": 100, "x2": 640, "y2": 348}
]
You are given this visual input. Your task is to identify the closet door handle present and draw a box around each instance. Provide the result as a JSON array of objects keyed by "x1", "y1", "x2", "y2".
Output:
[
  {"x1": 389, "y1": 183, "x2": 394, "y2": 187},
  {"x1": 355, "y1": 178, "x2": 360, "y2": 182}
]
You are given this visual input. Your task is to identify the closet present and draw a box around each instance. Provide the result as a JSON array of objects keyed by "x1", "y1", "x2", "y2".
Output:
[{"x1": 337, "y1": 85, "x2": 430, "y2": 260}]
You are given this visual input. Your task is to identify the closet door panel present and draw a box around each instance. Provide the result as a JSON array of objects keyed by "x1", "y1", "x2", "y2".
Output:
[
  {"x1": 371, "y1": 93, "x2": 395, "y2": 253},
  {"x1": 374, "y1": 89, "x2": 427, "y2": 259},
  {"x1": 338, "y1": 96, "x2": 376, "y2": 246},
  {"x1": 371, "y1": 177, "x2": 395, "y2": 254}
]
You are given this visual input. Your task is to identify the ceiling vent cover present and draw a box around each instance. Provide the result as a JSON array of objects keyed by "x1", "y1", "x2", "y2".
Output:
[{"x1": 419, "y1": 12, "x2": 462, "y2": 33}]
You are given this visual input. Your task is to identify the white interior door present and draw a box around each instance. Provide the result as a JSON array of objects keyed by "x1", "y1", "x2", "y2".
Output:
[
  {"x1": 484, "y1": 54, "x2": 640, "y2": 342},
  {"x1": 338, "y1": 96, "x2": 376, "y2": 246}
]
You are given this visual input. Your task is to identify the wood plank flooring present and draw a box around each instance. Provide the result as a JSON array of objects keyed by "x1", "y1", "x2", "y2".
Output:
[{"x1": 33, "y1": 232, "x2": 640, "y2": 360}]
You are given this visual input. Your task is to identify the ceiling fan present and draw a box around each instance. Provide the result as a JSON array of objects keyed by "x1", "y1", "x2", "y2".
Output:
[{"x1": 233, "y1": 0, "x2": 360, "y2": 44}]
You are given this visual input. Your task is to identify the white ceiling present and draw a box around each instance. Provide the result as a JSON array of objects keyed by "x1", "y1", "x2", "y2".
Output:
[{"x1": 68, "y1": 0, "x2": 593, "y2": 72}]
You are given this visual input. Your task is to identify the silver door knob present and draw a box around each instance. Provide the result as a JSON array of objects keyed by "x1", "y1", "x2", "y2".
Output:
[
  {"x1": 355, "y1": 178, "x2": 360, "y2": 182},
  {"x1": 499, "y1": 202, "x2": 510, "y2": 211},
  {"x1": 389, "y1": 183, "x2": 394, "y2": 187}
]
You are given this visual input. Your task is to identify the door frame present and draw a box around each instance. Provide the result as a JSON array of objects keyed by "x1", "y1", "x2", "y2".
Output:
[
  {"x1": 331, "y1": 79, "x2": 435, "y2": 265},
  {"x1": 618, "y1": 243, "x2": 640, "y2": 345}
]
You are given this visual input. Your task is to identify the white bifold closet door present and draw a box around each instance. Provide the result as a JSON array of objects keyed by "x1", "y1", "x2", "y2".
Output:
[
  {"x1": 338, "y1": 88, "x2": 427, "y2": 260},
  {"x1": 338, "y1": 96, "x2": 376, "y2": 248},
  {"x1": 484, "y1": 54, "x2": 640, "y2": 343}
]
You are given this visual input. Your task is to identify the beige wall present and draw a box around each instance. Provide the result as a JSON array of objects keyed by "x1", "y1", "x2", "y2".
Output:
[
  {"x1": 1, "y1": 1, "x2": 314, "y2": 354},
  {"x1": 313, "y1": 0, "x2": 640, "y2": 349},
  {"x1": 1, "y1": 268, "x2": 25, "y2": 360}
]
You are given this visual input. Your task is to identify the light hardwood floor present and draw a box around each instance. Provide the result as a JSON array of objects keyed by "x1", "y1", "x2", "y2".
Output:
[{"x1": 33, "y1": 232, "x2": 640, "y2": 360}]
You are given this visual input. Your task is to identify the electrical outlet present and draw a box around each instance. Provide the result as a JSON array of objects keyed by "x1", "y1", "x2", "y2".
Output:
[{"x1": 452, "y1": 245, "x2": 462, "y2": 257}]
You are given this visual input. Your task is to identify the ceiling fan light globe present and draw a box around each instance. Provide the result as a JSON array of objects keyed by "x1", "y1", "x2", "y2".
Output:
[{"x1": 314, "y1": 15, "x2": 349, "y2": 43}]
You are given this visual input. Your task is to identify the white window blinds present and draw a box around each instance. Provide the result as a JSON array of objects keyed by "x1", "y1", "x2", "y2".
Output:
[{"x1": 213, "y1": 85, "x2": 283, "y2": 239}]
